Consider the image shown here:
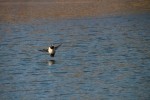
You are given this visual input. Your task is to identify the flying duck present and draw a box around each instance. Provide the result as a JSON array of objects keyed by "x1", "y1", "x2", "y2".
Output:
[{"x1": 39, "y1": 44, "x2": 62, "y2": 57}]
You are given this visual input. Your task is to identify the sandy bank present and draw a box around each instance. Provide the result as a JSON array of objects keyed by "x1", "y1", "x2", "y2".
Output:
[{"x1": 0, "y1": 0, "x2": 150, "y2": 22}]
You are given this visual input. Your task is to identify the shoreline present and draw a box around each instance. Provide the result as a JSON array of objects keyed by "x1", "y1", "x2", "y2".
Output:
[{"x1": 0, "y1": 0, "x2": 150, "y2": 22}]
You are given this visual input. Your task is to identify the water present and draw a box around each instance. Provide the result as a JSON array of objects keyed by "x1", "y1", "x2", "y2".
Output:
[{"x1": 0, "y1": 14, "x2": 150, "y2": 100}]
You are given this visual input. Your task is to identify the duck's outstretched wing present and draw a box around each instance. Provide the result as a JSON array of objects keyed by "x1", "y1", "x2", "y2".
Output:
[
  {"x1": 55, "y1": 43, "x2": 62, "y2": 50},
  {"x1": 38, "y1": 49, "x2": 48, "y2": 52}
]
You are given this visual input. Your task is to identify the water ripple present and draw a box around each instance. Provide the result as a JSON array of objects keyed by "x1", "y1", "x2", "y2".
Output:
[{"x1": 0, "y1": 14, "x2": 150, "y2": 100}]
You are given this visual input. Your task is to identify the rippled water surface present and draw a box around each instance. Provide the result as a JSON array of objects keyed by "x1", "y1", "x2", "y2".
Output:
[{"x1": 0, "y1": 14, "x2": 150, "y2": 100}]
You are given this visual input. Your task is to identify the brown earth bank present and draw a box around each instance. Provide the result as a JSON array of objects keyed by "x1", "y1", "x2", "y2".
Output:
[{"x1": 0, "y1": 0, "x2": 150, "y2": 22}]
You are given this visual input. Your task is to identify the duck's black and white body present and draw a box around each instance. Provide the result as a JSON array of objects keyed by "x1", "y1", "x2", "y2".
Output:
[{"x1": 39, "y1": 44, "x2": 62, "y2": 57}]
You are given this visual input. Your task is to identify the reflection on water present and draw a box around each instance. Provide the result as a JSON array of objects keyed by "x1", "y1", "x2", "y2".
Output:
[
  {"x1": 48, "y1": 60, "x2": 55, "y2": 66},
  {"x1": 0, "y1": 14, "x2": 150, "y2": 100}
]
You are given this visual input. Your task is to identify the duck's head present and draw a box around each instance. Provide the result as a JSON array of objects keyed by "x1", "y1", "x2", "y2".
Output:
[{"x1": 50, "y1": 45, "x2": 54, "y2": 49}]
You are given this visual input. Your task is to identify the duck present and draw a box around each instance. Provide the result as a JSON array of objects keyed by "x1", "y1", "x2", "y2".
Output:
[{"x1": 39, "y1": 43, "x2": 62, "y2": 57}]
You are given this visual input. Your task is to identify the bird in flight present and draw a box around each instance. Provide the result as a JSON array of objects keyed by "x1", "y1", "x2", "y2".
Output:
[{"x1": 39, "y1": 43, "x2": 62, "y2": 57}]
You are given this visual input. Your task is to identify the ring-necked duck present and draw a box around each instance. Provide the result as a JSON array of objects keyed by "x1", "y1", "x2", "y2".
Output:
[{"x1": 39, "y1": 43, "x2": 62, "y2": 57}]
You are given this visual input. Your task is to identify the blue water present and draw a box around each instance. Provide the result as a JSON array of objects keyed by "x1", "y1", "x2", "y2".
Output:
[{"x1": 0, "y1": 14, "x2": 150, "y2": 100}]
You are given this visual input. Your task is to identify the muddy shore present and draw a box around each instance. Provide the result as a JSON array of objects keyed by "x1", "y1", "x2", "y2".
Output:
[{"x1": 0, "y1": 0, "x2": 150, "y2": 22}]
